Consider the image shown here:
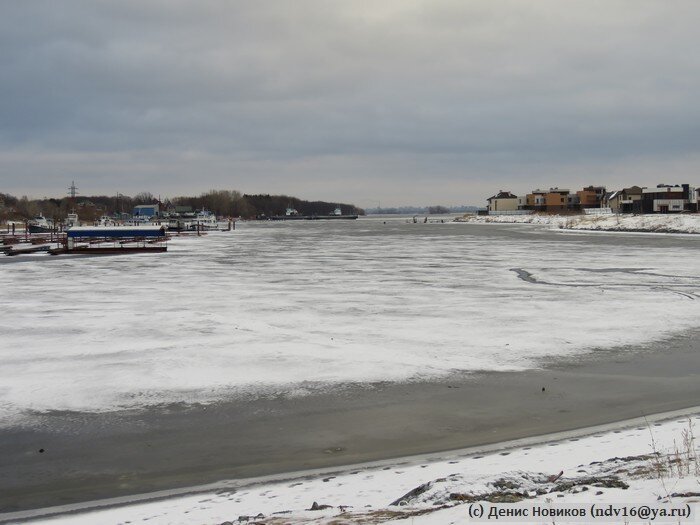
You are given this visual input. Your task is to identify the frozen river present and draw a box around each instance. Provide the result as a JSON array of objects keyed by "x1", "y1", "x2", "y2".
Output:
[{"x1": 1, "y1": 218, "x2": 699, "y2": 425}]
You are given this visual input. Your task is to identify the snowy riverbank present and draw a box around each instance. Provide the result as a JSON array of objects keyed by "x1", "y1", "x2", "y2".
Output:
[
  {"x1": 455, "y1": 213, "x2": 700, "y2": 234},
  {"x1": 14, "y1": 408, "x2": 699, "y2": 525}
]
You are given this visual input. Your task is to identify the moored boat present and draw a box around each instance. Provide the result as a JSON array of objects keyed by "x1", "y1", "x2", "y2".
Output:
[
  {"x1": 28, "y1": 215, "x2": 55, "y2": 233},
  {"x1": 191, "y1": 210, "x2": 220, "y2": 230}
]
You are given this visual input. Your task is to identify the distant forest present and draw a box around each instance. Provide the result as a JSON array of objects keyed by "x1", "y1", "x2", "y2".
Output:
[{"x1": 0, "y1": 190, "x2": 364, "y2": 221}]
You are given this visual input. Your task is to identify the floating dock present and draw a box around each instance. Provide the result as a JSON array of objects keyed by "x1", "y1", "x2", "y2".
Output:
[
  {"x1": 5, "y1": 245, "x2": 53, "y2": 256},
  {"x1": 49, "y1": 246, "x2": 168, "y2": 255},
  {"x1": 49, "y1": 226, "x2": 168, "y2": 255}
]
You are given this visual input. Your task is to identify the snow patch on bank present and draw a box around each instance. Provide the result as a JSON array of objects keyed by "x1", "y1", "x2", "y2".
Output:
[{"x1": 457, "y1": 213, "x2": 700, "y2": 234}]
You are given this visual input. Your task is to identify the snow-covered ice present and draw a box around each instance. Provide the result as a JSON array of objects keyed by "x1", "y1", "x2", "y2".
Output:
[{"x1": 0, "y1": 219, "x2": 698, "y2": 424}]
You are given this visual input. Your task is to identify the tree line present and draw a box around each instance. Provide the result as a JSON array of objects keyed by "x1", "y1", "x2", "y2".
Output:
[{"x1": 0, "y1": 190, "x2": 364, "y2": 221}]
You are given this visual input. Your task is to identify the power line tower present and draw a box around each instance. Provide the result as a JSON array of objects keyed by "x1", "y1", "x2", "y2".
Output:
[
  {"x1": 66, "y1": 181, "x2": 79, "y2": 222},
  {"x1": 68, "y1": 181, "x2": 79, "y2": 200}
]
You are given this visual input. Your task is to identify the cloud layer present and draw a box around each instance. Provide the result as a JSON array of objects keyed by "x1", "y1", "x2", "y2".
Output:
[{"x1": 1, "y1": 1, "x2": 699, "y2": 205}]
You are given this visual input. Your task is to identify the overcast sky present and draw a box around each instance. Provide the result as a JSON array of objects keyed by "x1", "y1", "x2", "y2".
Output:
[{"x1": 1, "y1": 1, "x2": 699, "y2": 206}]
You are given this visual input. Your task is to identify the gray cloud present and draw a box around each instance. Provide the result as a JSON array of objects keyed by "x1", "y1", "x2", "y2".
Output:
[{"x1": 1, "y1": 1, "x2": 699, "y2": 205}]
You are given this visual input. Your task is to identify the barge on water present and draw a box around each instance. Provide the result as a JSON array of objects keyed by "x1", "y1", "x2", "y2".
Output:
[
  {"x1": 49, "y1": 226, "x2": 168, "y2": 255},
  {"x1": 268, "y1": 214, "x2": 358, "y2": 221},
  {"x1": 262, "y1": 207, "x2": 358, "y2": 221}
]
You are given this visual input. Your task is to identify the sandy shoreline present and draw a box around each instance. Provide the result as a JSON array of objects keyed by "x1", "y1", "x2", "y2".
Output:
[{"x1": 1, "y1": 330, "x2": 699, "y2": 516}]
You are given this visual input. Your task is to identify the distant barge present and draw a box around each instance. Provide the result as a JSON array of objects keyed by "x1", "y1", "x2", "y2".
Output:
[
  {"x1": 260, "y1": 207, "x2": 358, "y2": 221},
  {"x1": 267, "y1": 214, "x2": 358, "y2": 221}
]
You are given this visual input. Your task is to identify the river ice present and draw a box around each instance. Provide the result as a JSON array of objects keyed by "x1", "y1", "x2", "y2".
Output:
[{"x1": 0, "y1": 218, "x2": 698, "y2": 424}]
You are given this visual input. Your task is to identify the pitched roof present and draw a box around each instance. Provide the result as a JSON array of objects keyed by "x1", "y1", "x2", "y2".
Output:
[{"x1": 487, "y1": 191, "x2": 518, "y2": 201}]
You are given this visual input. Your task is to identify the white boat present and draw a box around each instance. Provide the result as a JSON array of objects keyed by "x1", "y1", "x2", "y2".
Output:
[
  {"x1": 167, "y1": 217, "x2": 188, "y2": 231},
  {"x1": 165, "y1": 210, "x2": 220, "y2": 231},
  {"x1": 28, "y1": 215, "x2": 54, "y2": 233},
  {"x1": 190, "y1": 210, "x2": 220, "y2": 231}
]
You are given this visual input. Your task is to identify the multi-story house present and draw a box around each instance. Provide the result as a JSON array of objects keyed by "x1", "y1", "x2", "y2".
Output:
[
  {"x1": 576, "y1": 186, "x2": 606, "y2": 209},
  {"x1": 486, "y1": 191, "x2": 519, "y2": 213},
  {"x1": 640, "y1": 184, "x2": 696, "y2": 213},
  {"x1": 544, "y1": 188, "x2": 570, "y2": 213},
  {"x1": 524, "y1": 188, "x2": 572, "y2": 213},
  {"x1": 604, "y1": 186, "x2": 643, "y2": 213},
  {"x1": 525, "y1": 189, "x2": 548, "y2": 212},
  {"x1": 492, "y1": 182, "x2": 699, "y2": 215}
]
